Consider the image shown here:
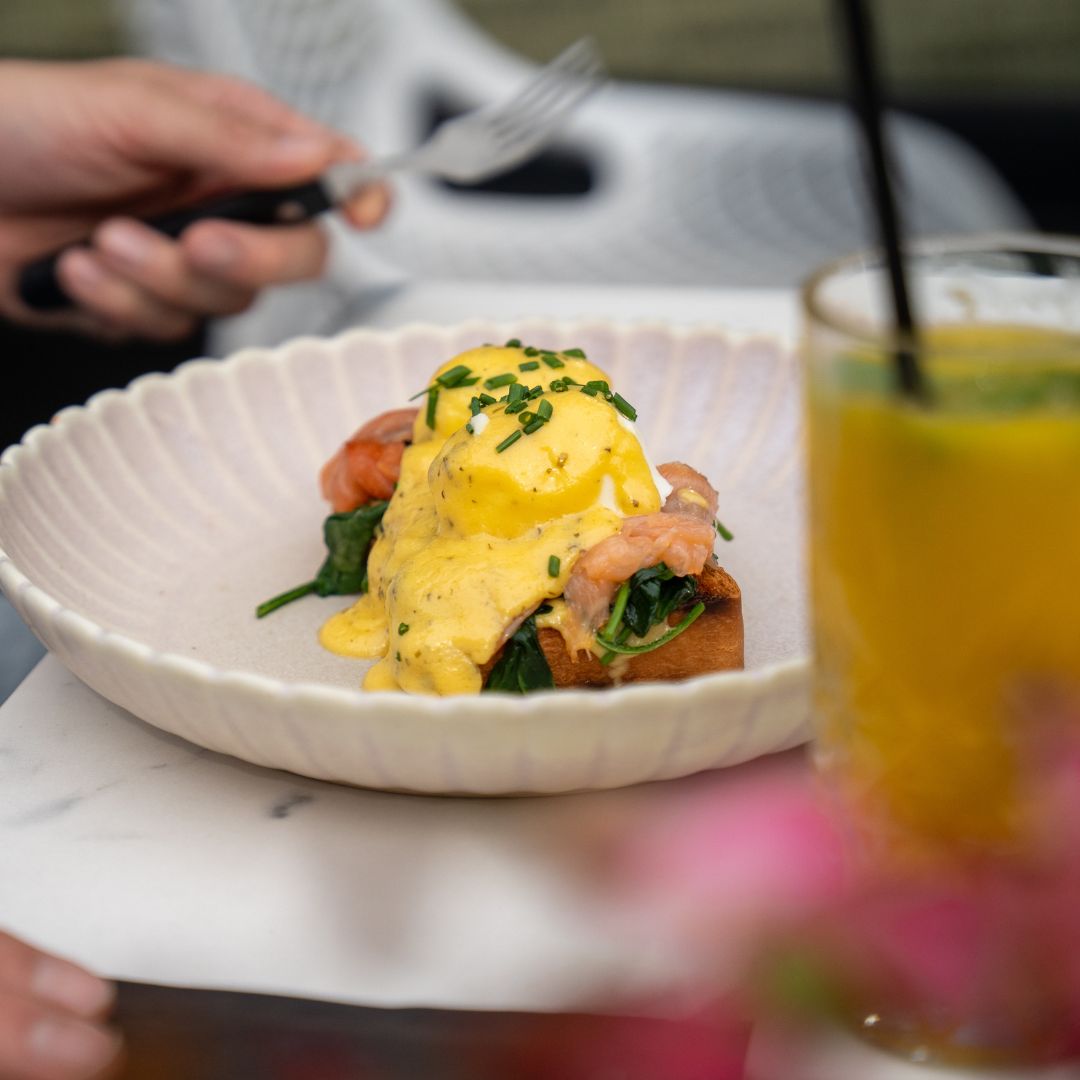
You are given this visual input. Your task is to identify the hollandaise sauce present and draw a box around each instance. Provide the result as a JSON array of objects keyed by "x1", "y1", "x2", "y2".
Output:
[{"x1": 320, "y1": 345, "x2": 664, "y2": 695}]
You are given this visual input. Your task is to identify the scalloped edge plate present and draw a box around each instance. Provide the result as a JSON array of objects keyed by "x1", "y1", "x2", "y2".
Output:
[{"x1": 0, "y1": 319, "x2": 809, "y2": 794}]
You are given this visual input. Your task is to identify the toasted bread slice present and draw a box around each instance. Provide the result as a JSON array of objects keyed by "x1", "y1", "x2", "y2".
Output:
[{"x1": 482, "y1": 562, "x2": 743, "y2": 690}]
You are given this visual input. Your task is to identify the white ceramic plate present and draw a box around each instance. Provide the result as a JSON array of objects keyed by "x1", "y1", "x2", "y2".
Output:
[{"x1": 0, "y1": 320, "x2": 808, "y2": 794}]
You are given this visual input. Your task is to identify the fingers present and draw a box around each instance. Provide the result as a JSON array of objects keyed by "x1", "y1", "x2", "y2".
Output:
[
  {"x1": 123, "y1": 79, "x2": 345, "y2": 189},
  {"x1": 131, "y1": 61, "x2": 337, "y2": 141},
  {"x1": 0, "y1": 932, "x2": 120, "y2": 1080},
  {"x1": 57, "y1": 250, "x2": 198, "y2": 343},
  {"x1": 0, "y1": 60, "x2": 391, "y2": 341},
  {"x1": 159, "y1": 71, "x2": 388, "y2": 219},
  {"x1": 0, "y1": 933, "x2": 114, "y2": 1021},
  {"x1": 113, "y1": 64, "x2": 393, "y2": 224},
  {"x1": 51, "y1": 215, "x2": 334, "y2": 340},
  {"x1": 172, "y1": 70, "x2": 341, "y2": 142},
  {"x1": 0, "y1": 991, "x2": 121, "y2": 1080},
  {"x1": 341, "y1": 182, "x2": 393, "y2": 231},
  {"x1": 181, "y1": 219, "x2": 329, "y2": 288},
  {"x1": 11, "y1": 193, "x2": 387, "y2": 340},
  {"x1": 95, "y1": 220, "x2": 255, "y2": 317}
]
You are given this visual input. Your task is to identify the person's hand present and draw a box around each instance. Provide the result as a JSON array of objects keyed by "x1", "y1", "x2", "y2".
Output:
[
  {"x1": 0, "y1": 59, "x2": 391, "y2": 341},
  {"x1": 0, "y1": 931, "x2": 120, "y2": 1080}
]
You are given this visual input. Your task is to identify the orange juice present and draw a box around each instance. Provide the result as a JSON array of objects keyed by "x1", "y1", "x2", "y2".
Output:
[{"x1": 807, "y1": 325, "x2": 1080, "y2": 852}]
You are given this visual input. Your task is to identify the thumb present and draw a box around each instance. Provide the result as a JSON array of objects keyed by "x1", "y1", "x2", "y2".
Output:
[{"x1": 123, "y1": 82, "x2": 344, "y2": 187}]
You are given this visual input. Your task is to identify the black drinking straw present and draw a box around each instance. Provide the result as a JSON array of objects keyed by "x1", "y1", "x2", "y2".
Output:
[{"x1": 834, "y1": 0, "x2": 927, "y2": 401}]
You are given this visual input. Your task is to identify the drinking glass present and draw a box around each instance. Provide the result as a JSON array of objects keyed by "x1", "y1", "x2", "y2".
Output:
[{"x1": 802, "y1": 234, "x2": 1080, "y2": 1064}]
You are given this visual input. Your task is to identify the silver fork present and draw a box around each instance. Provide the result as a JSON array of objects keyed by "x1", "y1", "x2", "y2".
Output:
[
  {"x1": 321, "y1": 37, "x2": 604, "y2": 193},
  {"x1": 17, "y1": 38, "x2": 605, "y2": 312}
]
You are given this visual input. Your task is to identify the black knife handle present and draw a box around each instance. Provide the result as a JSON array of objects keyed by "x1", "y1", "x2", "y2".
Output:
[{"x1": 18, "y1": 179, "x2": 334, "y2": 311}]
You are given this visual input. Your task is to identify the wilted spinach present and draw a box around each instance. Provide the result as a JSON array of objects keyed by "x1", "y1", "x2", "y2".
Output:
[
  {"x1": 256, "y1": 500, "x2": 388, "y2": 618},
  {"x1": 620, "y1": 563, "x2": 698, "y2": 638},
  {"x1": 483, "y1": 614, "x2": 555, "y2": 694},
  {"x1": 596, "y1": 562, "x2": 702, "y2": 660}
]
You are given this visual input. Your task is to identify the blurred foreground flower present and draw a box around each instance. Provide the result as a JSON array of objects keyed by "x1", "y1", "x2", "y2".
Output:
[{"x1": 592, "y1": 692, "x2": 1080, "y2": 1071}]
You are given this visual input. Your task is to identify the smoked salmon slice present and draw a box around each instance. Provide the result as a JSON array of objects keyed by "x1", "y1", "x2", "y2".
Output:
[
  {"x1": 563, "y1": 462, "x2": 720, "y2": 638},
  {"x1": 320, "y1": 407, "x2": 418, "y2": 512}
]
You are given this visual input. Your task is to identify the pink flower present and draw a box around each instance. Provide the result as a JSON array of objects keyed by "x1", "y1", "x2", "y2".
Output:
[{"x1": 594, "y1": 699, "x2": 1080, "y2": 1066}]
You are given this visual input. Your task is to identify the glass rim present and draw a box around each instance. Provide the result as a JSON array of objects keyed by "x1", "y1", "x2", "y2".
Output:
[{"x1": 801, "y1": 231, "x2": 1080, "y2": 353}]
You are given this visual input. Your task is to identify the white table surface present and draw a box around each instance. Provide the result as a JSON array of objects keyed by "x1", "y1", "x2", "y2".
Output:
[
  {"x1": 2, "y1": 282, "x2": 1045, "y2": 1078},
  {"x1": 356, "y1": 280, "x2": 801, "y2": 340}
]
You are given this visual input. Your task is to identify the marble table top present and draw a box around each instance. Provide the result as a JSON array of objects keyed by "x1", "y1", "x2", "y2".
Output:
[{"x1": 0, "y1": 655, "x2": 786, "y2": 1011}]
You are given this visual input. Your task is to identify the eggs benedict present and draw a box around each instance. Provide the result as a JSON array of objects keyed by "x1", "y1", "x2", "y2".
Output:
[{"x1": 261, "y1": 341, "x2": 743, "y2": 695}]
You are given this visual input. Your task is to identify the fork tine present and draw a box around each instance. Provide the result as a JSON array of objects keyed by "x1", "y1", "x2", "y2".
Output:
[
  {"x1": 485, "y1": 38, "x2": 603, "y2": 124},
  {"x1": 493, "y1": 97, "x2": 591, "y2": 149},
  {"x1": 487, "y1": 48, "x2": 602, "y2": 142},
  {"x1": 323, "y1": 36, "x2": 605, "y2": 189},
  {"x1": 490, "y1": 89, "x2": 584, "y2": 144},
  {"x1": 491, "y1": 67, "x2": 600, "y2": 143}
]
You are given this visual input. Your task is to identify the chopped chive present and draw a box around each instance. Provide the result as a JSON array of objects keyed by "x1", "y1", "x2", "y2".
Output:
[
  {"x1": 542, "y1": 355, "x2": 565, "y2": 369},
  {"x1": 518, "y1": 411, "x2": 537, "y2": 426},
  {"x1": 519, "y1": 360, "x2": 541, "y2": 371},
  {"x1": 561, "y1": 376, "x2": 579, "y2": 386},
  {"x1": 495, "y1": 430, "x2": 522, "y2": 453},
  {"x1": 398, "y1": 622, "x2": 410, "y2": 635},
  {"x1": 596, "y1": 603, "x2": 706, "y2": 654},
  {"x1": 550, "y1": 379, "x2": 568, "y2": 392},
  {"x1": 425, "y1": 385, "x2": 439, "y2": 429},
  {"x1": 603, "y1": 581, "x2": 631, "y2": 638},
  {"x1": 714, "y1": 519, "x2": 734, "y2": 542},
  {"x1": 505, "y1": 400, "x2": 528, "y2": 415},
  {"x1": 459, "y1": 376, "x2": 480, "y2": 387},
  {"x1": 505, "y1": 338, "x2": 522, "y2": 348},
  {"x1": 436, "y1": 364, "x2": 471, "y2": 388},
  {"x1": 527, "y1": 385, "x2": 544, "y2": 399},
  {"x1": 563, "y1": 348, "x2": 586, "y2": 359},
  {"x1": 548, "y1": 555, "x2": 561, "y2": 577},
  {"x1": 581, "y1": 384, "x2": 600, "y2": 397},
  {"x1": 408, "y1": 384, "x2": 433, "y2": 401},
  {"x1": 484, "y1": 372, "x2": 518, "y2": 390},
  {"x1": 507, "y1": 382, "x2": 526, "y2": 403},
  {"x1": 479, "y1": 392, "x2": 497, "y2": 406},
  {"x1": 612, "y1": 393, "x2": 637, "y2": 421},
  {"x1": 537, "y1": 399, "x2": 553, "y2": 421},
  {"x1": 587, "y1": 380, "x2": 610, "y2": 393},
  {"x1": 523, "y1": 418, "x2": 546, "y2": 434},
  {"x1": 469, "y1": 397, "x2": 482, "y2": 416},
  {"x1": 524, "y1": 347, "x2": 539, "y2": 357},
  {"x1": 465, "y1": 422, "x2": 475, "y2": 434}
]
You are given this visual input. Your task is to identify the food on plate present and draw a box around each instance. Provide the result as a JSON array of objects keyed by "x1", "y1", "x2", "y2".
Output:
[{"x1": 258, "y1": 340, "x2": 742, "y2": 695}]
